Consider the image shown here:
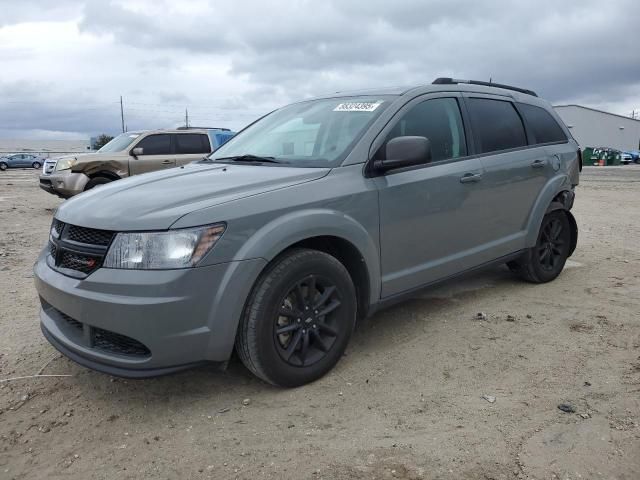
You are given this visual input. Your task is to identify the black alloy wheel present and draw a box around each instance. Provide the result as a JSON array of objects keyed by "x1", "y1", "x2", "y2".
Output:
[
  {"x1": 274, "y1": 274, "x2": 342, "y2": 367},
  {"x1": 236, "y1": 248, "x2": 356, "y2": 387},
  {"x1": 509, "y1": 210, "x2": 571, "y2": 283},
  {"x1": 537, "y1": 215, "x2": 567, "y2": 272}
]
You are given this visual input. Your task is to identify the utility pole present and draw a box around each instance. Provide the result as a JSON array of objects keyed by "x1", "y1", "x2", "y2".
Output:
[
  {"x1": 120, "y1": 96, "x2": 125, "y2": 133},
  {"x1": 185, "y1": 108, "x2": 190, "y2": 128}
]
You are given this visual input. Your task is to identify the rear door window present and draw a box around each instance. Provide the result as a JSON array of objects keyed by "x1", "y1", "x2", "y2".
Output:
[
  {"x1": 466, "y1": 98, "x2": 527, "y2": 154},
  {"x1": 175, "y1": 134, "x2": 210, "y2": 154},
  {"x1": 518, "y1": 103, "x2": 567, "y2": 144},
  {"x1": 136, "y1": 134, "x2": 172, "y2": 155}
]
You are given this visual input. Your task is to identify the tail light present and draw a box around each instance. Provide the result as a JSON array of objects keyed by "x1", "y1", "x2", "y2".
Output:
[{"x1": 577, "y1": 149, "x2": 582, "y2": 172}]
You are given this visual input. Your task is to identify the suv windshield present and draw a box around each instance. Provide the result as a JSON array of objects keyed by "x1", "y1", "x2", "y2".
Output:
[
  {"x1": 98, "y1": 133, "x2": 140, "y2": 153},
  {"x1": 209, "y1": 97, "x2": 391, "y2": 167}
]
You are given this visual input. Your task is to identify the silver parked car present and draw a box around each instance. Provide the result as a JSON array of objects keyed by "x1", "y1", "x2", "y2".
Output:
[
  {"x1": 0, "y1": 153, "x2": 44, "y2": 170},
  {"x1": 34, "y1": 78, "x2": 581, "y2": 387}
]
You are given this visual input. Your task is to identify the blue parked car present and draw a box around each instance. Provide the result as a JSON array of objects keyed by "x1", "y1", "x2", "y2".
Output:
[
  {"x1": 0, "y1": 153, "x2": 45, "y2": 171},
  {"x1": 206, "y1": 128, "x2": 236, "y2": 150},
  {"x1": 623, "y1": 151, "x2": 640, "y2": 164}
]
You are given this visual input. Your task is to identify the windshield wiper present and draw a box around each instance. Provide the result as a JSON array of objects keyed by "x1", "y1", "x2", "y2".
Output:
[{"x1": 215, "y1": 154, "x2": 286, "y2": 164}]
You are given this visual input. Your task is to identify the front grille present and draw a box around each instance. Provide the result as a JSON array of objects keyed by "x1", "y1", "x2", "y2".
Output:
[
  {"x1": 67, "y1": 225, "x2": 113, "y2": 246},
  {"x1": 51, "y1": 219, "x2": 64, "y2": 238},
  {"x1": 48, "y1": 220, "x2": 114, "y2": 277},
  {"x1": 51, "y1": 307, "x2": 151, "y2": 358},
  {"x1": 43, "y1": 160, "x2": 57, "y2": 175},
  {"x1": 59, "y1": 251, "x2": 100, "y2": 274},
  {"x1": 93, "y1": 327, "x2": 151, "y2": 357},
  {"x1": 59, "y1": 311, "x2": 83, "y2": 331}
]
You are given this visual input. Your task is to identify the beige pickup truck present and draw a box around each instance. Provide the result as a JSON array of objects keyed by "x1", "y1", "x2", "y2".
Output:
[{"x1": 39, "y1": 128, "x2": 233, "y2": 198}]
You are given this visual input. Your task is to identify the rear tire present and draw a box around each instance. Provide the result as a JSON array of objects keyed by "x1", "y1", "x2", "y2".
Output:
[
  {"x1": 0, "y1": 162, "x2": 7, "y2": 171},
  {"x1": 236, "y1": 248, "x2": 356, "y2": 387},
  {"x1": 32, "y1": 161, "x2": 41, "y2": 169},
  {"x1": 510, "y1": 210, "x2": 571, "y2": 283},
  {"x1": 84, "y1": 177, "x2": 112, "y2": 191}
]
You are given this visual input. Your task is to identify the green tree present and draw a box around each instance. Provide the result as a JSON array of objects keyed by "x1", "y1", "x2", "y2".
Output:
[{"x1": 93, "y1": 134, "x2": 114, "y2": 150}]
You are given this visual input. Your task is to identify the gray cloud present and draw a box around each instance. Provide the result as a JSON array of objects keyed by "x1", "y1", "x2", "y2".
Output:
[{"x1": 1, "y1": 0, "x2": 639, "y2": 138}]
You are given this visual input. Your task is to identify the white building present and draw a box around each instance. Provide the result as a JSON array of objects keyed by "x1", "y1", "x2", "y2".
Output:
[{"x1": 554, "y1": 105, "x2": 640, "y2": 152}]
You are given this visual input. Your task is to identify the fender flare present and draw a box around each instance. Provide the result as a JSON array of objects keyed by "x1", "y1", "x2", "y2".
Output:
[
  {"x1": 234, "y1": 209, "x2": 380, "y2": 305},
  {"x1": 525, "y1": 175, "x2": 573, "y2": 247}
]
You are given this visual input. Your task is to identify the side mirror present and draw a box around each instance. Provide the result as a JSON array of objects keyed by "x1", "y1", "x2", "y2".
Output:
[
  {"x1": 374, "y1": 136, "x2": 432, "y2": 173},
  {"x1": 131, "y1": 147, "x2": 144, "y2": 157}
]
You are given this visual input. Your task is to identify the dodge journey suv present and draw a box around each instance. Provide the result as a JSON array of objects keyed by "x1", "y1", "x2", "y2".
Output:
[
  {"x1": 39, "y1": 128, "x2": 235, "y2": 198},
  {"x1": 35, "y1": 78, "x2": 580, "y2": 387}
]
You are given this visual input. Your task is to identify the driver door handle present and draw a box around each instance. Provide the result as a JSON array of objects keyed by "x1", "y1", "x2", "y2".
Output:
[
  {"x1": 460, "y1": 172, "x2": 482, "y2": 184},
  {"x1": 161, "y1": 160, "x2": 173, "y2": 165},
  {"x1": 531, "y1": 159, "x2": 547, "y2": 168}
]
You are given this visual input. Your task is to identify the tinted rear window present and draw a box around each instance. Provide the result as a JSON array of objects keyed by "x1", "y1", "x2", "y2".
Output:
[
  {"x1": 467, "y1": 98, "x2": 527, "y2": 154},
  {"x1": 518, "y1": 103, "x2": 567, "y2": 144},
  {"x1": 176, "y1": 134, "x2": 210, "y2": 154}
]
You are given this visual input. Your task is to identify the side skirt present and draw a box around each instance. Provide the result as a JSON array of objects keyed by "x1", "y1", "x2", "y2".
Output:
[{"x1": 368, "y1": 250, "x2": 525, "y2": 316}]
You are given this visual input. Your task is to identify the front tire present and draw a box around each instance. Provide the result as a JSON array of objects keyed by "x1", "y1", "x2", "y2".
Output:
[
  {"x1": 510, "y1": 210, "x2": 572, "y2": 283},
  {"x1": 0, "y1": 162, "x2": 7, "y2": 171},
  {"x1": 236, "y1": 249, "x2": 357, "y2": 387}
]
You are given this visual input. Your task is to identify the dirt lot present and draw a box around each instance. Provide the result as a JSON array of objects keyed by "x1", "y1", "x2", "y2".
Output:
[{"x1": 0, "y1": 166, "x2": 639, "y2": 480}]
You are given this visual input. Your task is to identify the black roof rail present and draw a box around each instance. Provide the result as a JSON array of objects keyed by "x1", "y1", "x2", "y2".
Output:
[
  {"x1": 176, "y1": 126, "x2": 232, "y2": 131},
  {"x1": 432, "y1": 77, "x2": 538, "y2": 97}
]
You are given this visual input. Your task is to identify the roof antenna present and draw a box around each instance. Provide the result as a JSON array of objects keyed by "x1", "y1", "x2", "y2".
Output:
[{"x1": 489, "y1": 77, "x2": 492, "y2": 84}]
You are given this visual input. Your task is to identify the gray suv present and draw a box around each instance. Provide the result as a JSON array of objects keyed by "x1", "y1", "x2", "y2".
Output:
[{"x1": 34, "y1": 78, "x2": 580, "y2": 387}]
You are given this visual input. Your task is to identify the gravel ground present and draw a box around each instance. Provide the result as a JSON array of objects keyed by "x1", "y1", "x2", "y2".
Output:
[{"x1": 0, "y1": 166, "x2": 639, "y2": 480}]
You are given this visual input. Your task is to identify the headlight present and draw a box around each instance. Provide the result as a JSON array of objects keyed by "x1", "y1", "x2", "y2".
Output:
[
  {"x1": 55, "y1": 158, "x2": 77, "y2": 171},
  {"x1": 103, "y1": 224, "x2": 225, "y2": 269}
]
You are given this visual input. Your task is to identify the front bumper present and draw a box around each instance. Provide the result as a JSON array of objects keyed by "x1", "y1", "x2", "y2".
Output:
[
  {"x1": 39, "y1": 171, "x2": 89, "y2": 198},
  {"x1": 34, "y1": 250, "x2": 266, "y2": 377}
]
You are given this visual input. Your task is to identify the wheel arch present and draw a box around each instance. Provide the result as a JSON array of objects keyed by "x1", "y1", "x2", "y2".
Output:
[
  {"x1": 232, "y1": 210, "x2": 380, "y2": 317},
  {"x1": 545, "y1": 197, "x2": 578, "y2": 258},
  {"x1": 87, "y1": 170, "x2": 120, "y2": 181},
  {"x1": 525, "y1": 175, "x2": 575, "y2": 248},
  {"x1": 278, "y1": 236, "x2": 372, "y2": 320}
]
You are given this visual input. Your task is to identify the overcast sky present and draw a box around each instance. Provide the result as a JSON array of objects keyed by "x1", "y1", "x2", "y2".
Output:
[{"x1": 1, "y1": 0, "x2": 639, "y2": 140}]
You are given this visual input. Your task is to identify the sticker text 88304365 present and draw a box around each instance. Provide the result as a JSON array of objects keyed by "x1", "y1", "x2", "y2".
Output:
[{"x1": 333, "y1": 101, "x2": 382, "y2": 112}]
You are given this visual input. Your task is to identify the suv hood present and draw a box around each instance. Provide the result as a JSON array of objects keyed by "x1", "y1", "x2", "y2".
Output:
[
  {"x1": 55, "y1": 163, "x2": 331, "y2": 230},
  {"x1": 53, "y1": 152, "x2": 102, "y2": 162}
]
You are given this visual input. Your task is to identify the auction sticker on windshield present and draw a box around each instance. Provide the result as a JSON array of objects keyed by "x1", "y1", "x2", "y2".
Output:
[{"x1": 334, "y1": 100, "x2": 382, "y2": 112}]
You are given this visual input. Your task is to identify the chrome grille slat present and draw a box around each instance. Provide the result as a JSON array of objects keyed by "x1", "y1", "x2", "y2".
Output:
[{"x1": 43, "y1": 160, "x2": 57, "y2": 175}]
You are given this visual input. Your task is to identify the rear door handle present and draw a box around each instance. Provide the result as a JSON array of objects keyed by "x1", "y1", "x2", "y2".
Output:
[
  {"x1": 460, "y1": 172, "x2": 482, "y2": 184},
  {"x1": 161, "y1": 160, "x2": 173, "y2": 165},
  {"x1": 531, "y1": 159, "x2": 547, "y2": 168}
]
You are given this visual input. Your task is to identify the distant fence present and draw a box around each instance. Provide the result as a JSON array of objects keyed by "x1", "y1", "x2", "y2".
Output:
[{"x1": 0, "y1": 150, "x2": 93, "y2": 159}]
